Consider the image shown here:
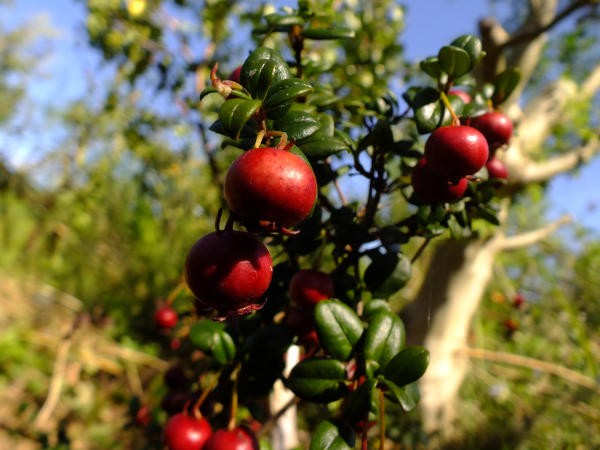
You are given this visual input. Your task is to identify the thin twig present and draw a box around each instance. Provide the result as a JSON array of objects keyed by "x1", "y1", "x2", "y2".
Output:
[
  {"x1": 455, "y1": 347, "x2": 599, "y2": 391},
  {"x1": 411, "y1": 237, "x2": 431, "y2": 263},
  {"x1": 255, "y1": 396, "x2": 300, "y2": 439}
]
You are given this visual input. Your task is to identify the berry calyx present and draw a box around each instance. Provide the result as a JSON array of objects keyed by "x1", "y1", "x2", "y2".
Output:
[
  {"x1": 289, "y1": 269, "x2": 334, "y2": 309},
  {"x1": 155, "y1": 305, "x2": 178, "y2": 330},
  {"x1": 470, "y1": 111, "x2": 513, "y2": 151},
  {"x1": 224, "y1": 147, "x2": 318, "y2": 229},
  {"x1": 448, "y1": 89, "x2": 472, "y2": 104},
  {"x1": 424, "y1": 125, "x2": 489, "y2": 179},
  {"x1": 163, "y1": 413, "x2": 212, "y2": 450},
  {"x1": 184, "y1": 231, "x2": 273, "y2": 317},
  {"x1": 203, "y1": 427, "x2": 259, "y2": 450},
  {"x1": 411, "y1": 158, "x2": 468, "y2": 204}
]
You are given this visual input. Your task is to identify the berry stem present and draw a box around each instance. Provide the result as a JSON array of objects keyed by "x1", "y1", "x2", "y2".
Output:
[
  {"x1": 166, "y1": 279, "x2": 186, "y2": 306},
  {"x1": 253, "y1": 130, "x2": 266, "y2": 148},
  {"x1": 192, "y1": 370, "x2": 223, "y2": 420},
  {"x1": 214, "y1": 208, "x2": 223, "y2": 232},
  {"x1": 439, "y1": 91, "x2": 460, "y2": 126},
  {"x1": 227, "y1": 364, "x2": 241, "y2": 431},
  {"x1": 378, "y1": 388, "x2": 386, "y2": 450}
]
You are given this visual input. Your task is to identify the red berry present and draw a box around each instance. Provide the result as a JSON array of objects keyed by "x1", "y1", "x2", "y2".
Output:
[
  {"x1": 135, "y1": 405, "x2": 151, "y2": 427},
  {"x1": 486, "y1": 156, "x2": 508, "y2": 180},
  {"x1": 163, "y1": 413, "x2": 212, "y2": 450},
  {"x1": 203, "y1": 427, "x2": 259, "y2": 450},
  {"x1": 229, "y1": 66, "x2": 242, "y2": 83},
  {"x1": 470, "y1": 111, "x2": 513, "y2": 151},
  {"x1": 164, "y1": 364, "x2": 189, "y2": 389},
  {"x1": 185, "y1": 231, "x2": 273, "y2": 317},
  {"x1": 503, "y1": 317, "x2": 518, "y2": 332},
  {"x1": 424, "y1": 126, "x2": 489, "y2": 179},
  {"x1": 285, "y1": 307, "x2": 319, "y2": 348},
  {"x1": 224, "y1": 147, "x2": 318, "y2": 228},
  {"x1": 161, "y1": 390, "x2": 189, "y2": 416},
  {"x1": 289, "y1": 269, "x2": 334, "y2": 309},
  {"x1": 155, "y1": 305, "x2": 178, "y2": 330},
  {"x1": 513, "y1": 293, "x2": 525, "y2": 308},
  {"x1": 448, "y1": 89, "x2": 472, "y2": 104},
  {"x1": 411, "y1": 158, "x2": 467, "y2": 204}
]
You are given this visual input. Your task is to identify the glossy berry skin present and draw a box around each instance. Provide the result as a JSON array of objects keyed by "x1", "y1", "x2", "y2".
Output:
[
  {"x1": 155, "y1": 305, "x2": 178, "y2": 330},
  {"x1": 203, "y1": 427, "x2": 259, "y2": 450},
  {"x1": 448, "y1": 89, "x2": 472, "y2": 104},
  {"x1": 425, "y1": 125, "x2": 489, "y2": 179},
  {"x1": 224, "y1": 147, "x2": 318, "y2": 228},
  {"x1": 470, "y1": 111, "x2": 513, "y2": 150},
  {"x1": 411, "y1": 158, "x2": 468, "y2": 204},
  {"x1": 289, "y1": 269, "x2": 334, "y2": 309},
  {"x1": 163, "y1": 413, "x2": 212, "y2": 450},
  {"x1": 185, "y1": 231, "x2": 272, "y2": 316},
  {"x1": 486, "y1": 156, "x2": 508, "y2": 180}
]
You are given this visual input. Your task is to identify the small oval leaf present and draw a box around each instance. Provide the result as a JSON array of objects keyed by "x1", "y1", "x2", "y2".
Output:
[
  {"x1": 299, "y1": 135, "x2": 349, "y2": 159},
  {"x1": 492, "y1": 68, "x2": 521, "y2": 106},
  {"x1": 438, "y1": 45, "x2": 471, "y2": 78},
  {"x1": 315, "y1": 300, "x2": 364, "y2": 361},
  {"x1": 240, "y1": 47, "x2": 291, "y2": 99},
  {"x1": 189, "y1": 320, "x2": 236, "y2": 364},
  {"x1": 363, "y1": 311, "x2": 406, "y2": 373},
  {"x1": 310, "y1": 420, "x2": 355, "y2": 450},
  {"x1": 287, "y1": 358, "x2": 349, "y2": 402},
  {"x1": 218, "y1": 98, "x2": 262, "y2": 140},
  {"x1": 384, "y1": 346, "x2": 430, "y2": 387},
  {"x1": 450, "y1": 34, "x2": 483, "y2": 68},
  {"x1": 301, "y1": 27, "x2": 355, "y2": 40},
  {"x1": 273, "y1": 111, "x2": 321, "y2": 142}
]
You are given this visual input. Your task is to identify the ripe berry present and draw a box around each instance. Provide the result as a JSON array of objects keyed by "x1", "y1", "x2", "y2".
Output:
[
  {"x1": 161, "y1": 390, "x2": 189, "y2": 416},
  {"x1": 289, "y1": 269, "x2": 334, "y2": 309},
  {"x1": 155, "y1": 305, "x2": 178, "y2": 330},
  {"x1": 486, "y1": 156, "x2": 508, "y2": 180},
  {"x1": 448, "y1": 89, "x2": 472, "y2": 104},
  {"x1": 163, "y1": 413, "x2": 212, "y2": 450},
  {"x1": 164, "y1": 364, "x2": 189, "y2": 390},
  {"x1": 224, "y1": 147, "x2": 318, "y2": 228},
  {"x1": 411, "y1": 158, "x2": 467, "y2": 204},
  {"x1": 470, "y1": 111, "x2": 513, "y2": 151},
  {"x1": 203, "y1": 427, "x2": 259, "y2": 450},
  {"x1": 424, "y1": 125, "x2": 489, "y2": 179},
  {"x1": 185, "y1": 231, "x2": 273, "y2": 316},
  {"x1": 513, "y1": 293, "x2": 525, "y2": 308}
]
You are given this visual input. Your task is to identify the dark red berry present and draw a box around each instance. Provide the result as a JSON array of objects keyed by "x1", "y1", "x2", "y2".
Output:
[
  {"x1": 224, "y1": 147, "x2": 318, "y2": 228},
  {"x1": 185, "y1": 231, "x2": 273, "y2": 317},
  {"x1": 424, "y1": 126, "x2": 489, "y2": 179},
  {"x1": 503, "y1": 317, "x2": 518, "y2": 332},
  {"x1": 229, "y1": 66, "x2": 242, "y2": 83},
  {"x1": 285, "y1": 307, "x2": 319, "y2": 348},
  {"x1": 163, "y1": 413, "x2": 212, "y2": 450},
  {"x1": 164, "y1": 364, "x2": 189, "y2": 390},
  {"x1": 289, "y1": 269, "x2": 334, "y2": 309},
  {"x1": 411, "y1": 158, "x2": 467, "y2": 204},
  {"x1": 486, "y1": 156, "x2": 508, "y2": 180},
  {"x1": 203, "y1": 427, "x2": 259, "y2": 450},
  {"x1": 470, "y1": 111, "x2": 513, "y2": 150},
  {"x1": 135, "y1": 406, "x2": 151, "y2": 427},
  {"x1": 161, "y1": 390, "x2": 189, "y2": 416},
  {"x1": 448, "y1": 89, "x2": 472, "y2": 104},
  {"x1": 155, "y1": 305, "x2": 178, "y2": 330},
  {"x1": 513, "y1": 293, "x2": 525, "y2": 308}
]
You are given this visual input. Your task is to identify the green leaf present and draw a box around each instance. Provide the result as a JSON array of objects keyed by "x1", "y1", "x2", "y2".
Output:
[
  {"x1": 363, "y1": 311, "x2": 406, "y2": 375},
  {"x1": 447, "y1": 213, "x2": 471, "y2": 239},
  {"x1": 199, "y1": 86, "x2": 218, "y2": 100},
  {"x1": 273, "y1": 111, "x2": 321, "y2": 142},
  {"x1": 189, "y1": 320, "x2": 236, "y2": 364},
  {"x1": 411, "y1": 87, "x2": 442, "y2": 134},
  {"x1": 286, "y1": 358, "x2": 349, "y2": 402},
  {"x1": 476, "y1": 204, "x2": 500, "y2": 225},
  {"x1": 492, "y1": 68, "x2": 521, "y2": 106},
  {"x1": 340, "y1": 379, "x2": 376, "y2": 424},
  {"x1": 364, "y1": 252, "x2": 399, "y2": 291},
  {"x1": 218, "y1": 98, "x2": 262, "y2": 140},
  {"x1": 310, "y1": 420, "x2": 355, "y2": 450},
  {"x1": 265, "y1": 13, "x2": 305, "y2": 28},
  {"x1": 299, "y1": 135, "x2": 349, "y2": 159},
  {"x1": 450, "y1": 34, "x2": 483, "y2": 68},
  {"x1": 420, "y1": 56, "x2": 442, "y2": 79},
  {"x1": 240, "y1": 47, "x2": 291, "y2": 99},
  {"x1": 301, "y1": 27, "x2": 355, "y2": 40},
  {"x1": 384, "y1": 346, "x2": 430, "y2": 387},
  {"x1": 362, "y1": 299, "x2": 392, "y2": 322},
  {"x1": 315, "y1": 300, "x2": 364, "y2": 361},
  {"x1": 379, "y1": 377, "x2": 420, "y2": 412},
  {"x1": 438, "y1": 45, "x2": 471, "y2": 78},
  {"x1": 263, "y1": 78, "x2": 313, "y2": 119},
  {"x1": 315, "y1": 113, "x2": 335, "y2": 137}
]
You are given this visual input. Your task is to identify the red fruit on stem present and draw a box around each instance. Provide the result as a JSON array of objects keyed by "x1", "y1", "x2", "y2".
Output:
[
  {"x1": 163, "y1": 413, "x2": 212, "y2": 450},
  {"x1": 470, "y1": 111, "x2": 513, "y2": 151},
  {"x1": 228, "y1": 66, "x2": 242, "y2": 83},
  {"x1": 424, "y1": 125, "x2": 489, "y2": 179},
  {"x1": 155, "y1": 305, "x2": 178, "y2": 330},
  {"x1": 185, "y1": 231, "x2": 273, "y2": 317},
  {"x1": 486, "y1": 156, "x2": 508, "y2": 180},
  {"x1": 411, "y1": 158, "x2": 468, "y2": 204},
  {"x1": 203, "y1": 427, "x2": 259, "y2": 450},
  {"x1": 448, "y1": 89, "x2": 472, "y2": 104},
  {"x1": 135, "y1": 406, "x2": 151, "y2": 427},
  {"x1": 289, "y1": 269, "x2": 334, "y2": 309},
  {"x1": 513, "y1": 293, "x2": 525, "y2": 308},
  {"x1": 224, "y1": 147, "x2": 318, "y2": 228}
]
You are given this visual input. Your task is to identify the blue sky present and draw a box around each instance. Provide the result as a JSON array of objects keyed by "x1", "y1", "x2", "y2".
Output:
[{"x1": 1, "y1": 0, "x2": 599, "y2": 231}]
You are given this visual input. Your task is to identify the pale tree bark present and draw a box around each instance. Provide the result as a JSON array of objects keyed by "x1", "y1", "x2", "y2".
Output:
[{"x1": 404, "y1": 0, "x2": 600, "y2": 436}]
